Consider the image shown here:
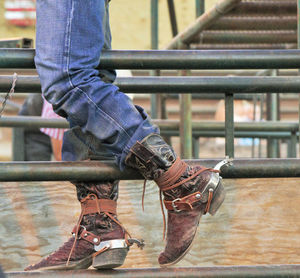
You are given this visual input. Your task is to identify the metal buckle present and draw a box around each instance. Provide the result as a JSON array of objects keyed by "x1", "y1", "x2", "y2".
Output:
[
  {"x1": 72, "y1": 225, "x2": 86, "y2": 239},
  {"x1": 171, "y1": 198, "x2": 182, "y2": 212}
]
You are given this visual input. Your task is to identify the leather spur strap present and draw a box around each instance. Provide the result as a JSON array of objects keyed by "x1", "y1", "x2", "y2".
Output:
[
  {"x1": 163, "y1": 191, "x2": 204, "y2": 212},
  {"x1": 155, "y1": 157, "x2": 215, "y2": 212},
  {"x1": 72, "y1": 195, "x2": 117, "y2": 244},
  {"x1": 80, "y1": 195, "x2": 117, "y2": 215},
  {"x1": 155, "y1": 157, "x2": 188, "y2": 190},
  {"x1": 71, "y1": 225, "x2": 101, "y2": 245}
]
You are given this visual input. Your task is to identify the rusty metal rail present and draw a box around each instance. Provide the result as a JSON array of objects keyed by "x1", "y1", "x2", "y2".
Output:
[
  {"x1": 0, "y1": 159, "x2": 300, "y2": 181},
  {"x1": 6, "y1": 265, "x2": 300, "y2": 278}
]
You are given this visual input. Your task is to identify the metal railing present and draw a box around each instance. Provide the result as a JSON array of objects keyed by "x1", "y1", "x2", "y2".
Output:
[{"x1": 1, "y1": 48, "x2": 300, "y2": 168}]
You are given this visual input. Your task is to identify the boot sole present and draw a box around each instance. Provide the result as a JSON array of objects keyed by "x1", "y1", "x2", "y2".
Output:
[
  {"x1": 92, "y1": 247, "x2": 128, "y2": 269},
  {"x1": 27, "y1": 243, "x2": 129, "y2": 271},
  {"x1": 28, "y1": 256, "x2": 93, "y2": 271},
  {"x1": 159, "y1": 178, "x2": 225, "y2": 267}
]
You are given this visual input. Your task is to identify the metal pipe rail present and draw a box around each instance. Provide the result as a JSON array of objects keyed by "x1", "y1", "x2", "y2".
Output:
[
  {"x1": 229, "y1": 1, "x2": 296, "y2": 15},
  {"x1": 6, "y1": 117, "x2": 299, "y2": 159},
  {"x1": 193, "y1": 31, "x2": 297, "y2": 45},
  {"x1": 2, "y1": 49, "x2": 300, "y2": 69},
  {"x1": 0, "y1": 159, "x2": 300, "y2": 181},
  {"x1": 1, "y1": 116, "x2": 299, "y2": 133},
  {"x1": 208, "y1": 16, "x2": 297, "y2": 31},
  {"x1": 1, "y1": 75, "x2": 300, "y2": 94},
  {"x1": 6, "y1": 265, "x2": 300, "y2": 278},
  {"x1": 190, "y1": 43, "x2": 298, "y2": 50}
]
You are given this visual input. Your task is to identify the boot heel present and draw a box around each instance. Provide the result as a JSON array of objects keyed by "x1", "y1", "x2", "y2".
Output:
[
  {"x1": 92, "y1": 247, "x2": 128, "y2": 269},
  {"x1": 209, "y1": 179, "x2": 226, "y2": 216}
]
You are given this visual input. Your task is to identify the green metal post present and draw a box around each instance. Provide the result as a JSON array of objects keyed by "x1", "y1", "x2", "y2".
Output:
[
  {"x1": 251, "y1": 94, "x2": 257, "y2": 158},
  {"x1": 180, "y1": 93, "x2": 192, "y2": 158},
  {"x1": 225, "y1": 93, "x2": 234, "y2": 158},
  {"x1": 267, "y1": 70, "x2": 279, "y2": 158},
  {"x1": 167, "y1": 0, "x2": 178, "y2": 37},
  {"x1": 193, "y1": 136, "x2": 200, "y2": 159},
  {"x1": 151, "y1": 0, "x2": 159, "y2": 119},
  {"x1": 258, "y1": 93, "x2": 265, "y2": 158},
  {"x1": 179, "y1": 70, "x2": 192, "y2": 159},
  {"x1": 196, "y1": 0, "x2": 205, "y2": 18},
  {"x1": 12, "y1": 128, "x2": 25, "y2": 161},
  {"x1": 288, "y1": 131, "x2": 297, "y2": 158}
]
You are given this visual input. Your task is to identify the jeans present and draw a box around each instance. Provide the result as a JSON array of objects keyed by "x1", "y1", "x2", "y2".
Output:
[{"x1": 35, "y1": 0, "x2": 159, "y2": 169}]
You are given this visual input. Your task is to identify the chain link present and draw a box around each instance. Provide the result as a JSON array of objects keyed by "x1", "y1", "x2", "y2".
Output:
[{"x1": 0, "y1": 73, "x2": 18, "y2": 118}]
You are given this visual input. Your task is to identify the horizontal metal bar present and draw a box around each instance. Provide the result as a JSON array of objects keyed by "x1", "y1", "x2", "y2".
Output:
[
  {"x1": 187, "y1": 131, "x2": 293, "y2": 139},
  {"x1": 190, "y1": 43, "x2": 297, "y2": 50},
  {"x1": 1, "y1": 75, "x2": 300, "y2": 94},
  {"x1": 0, "y1": 159, "x2": 300, "y2": 181},
  {"x1": 1, "y1": 116, "x2": 299, "y2": 133},
  {"x1": 6, "y1": 264, "x2": 300, "y2": 278},
  {"x1": 208, "y1": 16, "x2": 297, "y2": 31},
  {"x1": 167, "y1": 93, "x2": 263, "y2": 100},
  {"x1": 194, "y1": 31, "x2": 296, "y2": 44},
  {"x1": 229, "y1": 1, "x2": 296, "y2": 15},
  {"x1": 3, "y1": 49, "x2": 300, "y2": 69}
]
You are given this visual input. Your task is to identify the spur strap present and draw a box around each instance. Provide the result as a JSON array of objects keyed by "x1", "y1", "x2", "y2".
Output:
[{"x1": 81, "y1": 196, "x2": 117, "y2": 215}]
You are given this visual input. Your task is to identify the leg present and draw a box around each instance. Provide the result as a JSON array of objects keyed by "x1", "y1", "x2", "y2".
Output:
[{"x1": 35, "y1": 0, "x2": 158, "y2": 169}]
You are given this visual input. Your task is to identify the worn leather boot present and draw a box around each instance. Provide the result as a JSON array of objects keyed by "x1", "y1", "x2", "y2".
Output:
[
  {"x1": 25, "y1": 180, "x2": 138, "y2": 271},
  {"x1": 125, "y1": 133, "x2": 226, "y2": 267}
]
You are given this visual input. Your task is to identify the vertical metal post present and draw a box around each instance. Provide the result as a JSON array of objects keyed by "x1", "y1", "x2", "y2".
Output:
[
  {"x1": 298, "y1": 0, "x2": 300, "y2": 157},
  {"x1": 167, "y1": 0, "x2": 178, "y2": 37},
  {"x1": 267, "y1": 70, "x2": 279, "y2": 158},
  {"x1": 180, "y1": 92, "x2": 192, "y2": 158},
  {"x1": 151, "y1": 0, "x2": 159, "y2": 52},
  {"x1": 251, "y1": 94, "x2": 257, "y2": 158},
  {"x1": 151, "y1": 0, "x2": 159, "y2": 119},
  {"x1": 288, "y1": 131, "x2": 297, "y2": 158},
  {"x1": 193, "y1": 136, "x2": 200, "y2": 159},
  {"x1": 12, "y1": 128, "x2": 25, "y2": 161},
  {"x1": 179, "y1": 70, "x2": 192, "y2": 159},
  {"x1": 258, "y1": 93, "x2": 265, "y2": 158},
  {"x1": 225, "y1": 93, "x2": 234, "y2": 158},
  {"x1": 195, "y1": 0, "x2": 205, "y2": 18}
]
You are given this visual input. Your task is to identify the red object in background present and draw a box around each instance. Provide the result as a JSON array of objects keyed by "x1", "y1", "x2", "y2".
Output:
[{"x1": 4, "y1": 0, "x2": 36, "y2": 27}]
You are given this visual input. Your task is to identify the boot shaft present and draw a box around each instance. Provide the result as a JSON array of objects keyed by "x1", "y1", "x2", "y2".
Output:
[
  {"x1": 72, "y1": 180, "x2": 123, "y2": 236},
  {"x1": 74, "y1": 180, "x2": 119, "y2": 201},
  {"x1": 125, "y1": 133, "x2": 176, "y2": 180}
]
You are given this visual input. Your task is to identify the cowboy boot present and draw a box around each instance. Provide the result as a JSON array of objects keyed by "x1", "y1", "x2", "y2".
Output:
[
  {"x1": 25, "y1": 180, "x2": 136, "y2": 271},
  {"x1": 125, "y1": 133, "x2": 226, "y2": 267}
]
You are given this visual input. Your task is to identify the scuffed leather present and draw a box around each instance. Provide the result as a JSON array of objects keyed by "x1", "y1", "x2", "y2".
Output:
[
  {"x1": 25, "y1": 181, "x2": 124, "y2": 271},
  {"x1": 125, "y1": 133, "x2": 216, "y2": 265}
]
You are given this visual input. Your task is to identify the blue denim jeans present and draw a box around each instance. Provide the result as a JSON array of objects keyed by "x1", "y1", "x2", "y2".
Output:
[{"x1": 35, "y1": 0, "x2": 159, "y2": 169}]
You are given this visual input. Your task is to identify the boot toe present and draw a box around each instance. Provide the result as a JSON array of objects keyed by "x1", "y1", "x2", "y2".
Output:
[{"x1": 158, "y1": 251, "x2": 173, "y2": 266}]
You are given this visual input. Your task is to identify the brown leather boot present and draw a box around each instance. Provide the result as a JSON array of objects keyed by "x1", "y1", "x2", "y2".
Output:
[
  {"x1": 125, "y1": 133, "x2": 226, "y2": 267},
  {"x1": 25, "y1": 180, "x2": 140, "y2": 271}
]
